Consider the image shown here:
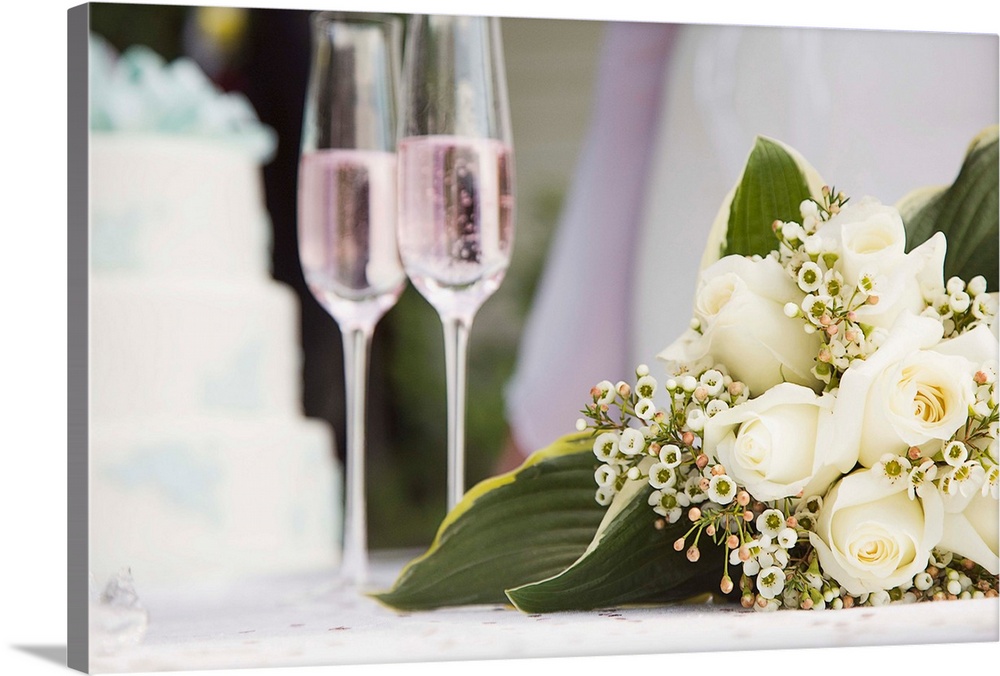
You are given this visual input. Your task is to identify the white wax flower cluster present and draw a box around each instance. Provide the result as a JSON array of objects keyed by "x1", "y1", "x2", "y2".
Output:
[
  {"x1": 89, "y1": 33, "x2": 277, "y2": 162},
  {"x1": 584, "y1": 188, "x2": 999, "y2": 609}
]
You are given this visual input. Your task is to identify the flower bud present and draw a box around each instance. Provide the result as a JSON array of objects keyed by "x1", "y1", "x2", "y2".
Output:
[{"x1": 720, "y1": 576, "x2": 734, "y2": 594}]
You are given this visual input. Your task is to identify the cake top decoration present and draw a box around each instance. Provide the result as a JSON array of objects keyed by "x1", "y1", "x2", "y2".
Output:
[{"x1": 89, "y1": 33, "x2": 278, "y2": 163}]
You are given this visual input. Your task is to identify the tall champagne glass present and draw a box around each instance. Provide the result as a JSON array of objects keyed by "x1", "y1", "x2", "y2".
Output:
[
  {"x1": 298, "y1": 12, "x2": 404, "y2": 586},
  {"x1": 397, "y1": 15, "x2": 515, "y2": 510}
]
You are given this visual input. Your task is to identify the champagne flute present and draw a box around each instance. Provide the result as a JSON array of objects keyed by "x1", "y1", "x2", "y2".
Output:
[
  {"x1": 397, "y1": 15, "x2": 515, "y2": 511},
  {"x1": 297, "y1": 12, "x2": 404, "y2": 586}
]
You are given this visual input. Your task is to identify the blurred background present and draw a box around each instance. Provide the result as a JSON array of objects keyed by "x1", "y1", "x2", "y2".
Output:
[{"x1": 89, "y1": 3, "x2": 606, "y2": 549}]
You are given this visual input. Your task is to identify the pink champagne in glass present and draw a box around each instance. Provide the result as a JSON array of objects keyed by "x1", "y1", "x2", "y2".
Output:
[
  {"x1": 299, "y1": 148, "x2": 404, "y2": 325},
  {"x1": 397, "y1": 135, "x2": 514, "y2": 316}
]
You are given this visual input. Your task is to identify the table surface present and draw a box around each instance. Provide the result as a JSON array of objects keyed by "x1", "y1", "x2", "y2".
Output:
[{"x1": 89, "y1": 552, "x2": 1000, "y2": 674}]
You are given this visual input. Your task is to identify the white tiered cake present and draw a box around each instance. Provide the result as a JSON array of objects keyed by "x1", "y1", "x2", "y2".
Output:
[{"x1": 89, "y1": 72, "x2": 341, "y2": 585}]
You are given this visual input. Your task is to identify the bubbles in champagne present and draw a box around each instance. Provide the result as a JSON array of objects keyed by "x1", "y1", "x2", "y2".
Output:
[
  {"x1": 398, "y1": 135, "x2": 515, "y2": 314},
  {"x1": 298, "y1": 149, "x2": 404, "y2": 326}
]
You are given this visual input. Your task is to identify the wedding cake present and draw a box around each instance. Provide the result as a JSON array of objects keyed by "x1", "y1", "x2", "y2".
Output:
[{"x1": 88, "y1": 36, "x2": 341, "y2": 585}]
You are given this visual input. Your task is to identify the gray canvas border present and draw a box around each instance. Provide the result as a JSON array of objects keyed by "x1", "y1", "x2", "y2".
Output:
[{"x1": 67, "y1": 3, "x2": 90, "y2": 672}]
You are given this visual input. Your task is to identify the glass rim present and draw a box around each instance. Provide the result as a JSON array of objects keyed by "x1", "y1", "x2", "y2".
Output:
[{"x1": 310, "y1": 10, "x2": 402, "y2": 29}]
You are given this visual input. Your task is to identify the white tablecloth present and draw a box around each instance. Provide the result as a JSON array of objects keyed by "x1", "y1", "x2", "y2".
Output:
[{"x1": 89, "y1": 552, "x2": 1000, "y2": 674}]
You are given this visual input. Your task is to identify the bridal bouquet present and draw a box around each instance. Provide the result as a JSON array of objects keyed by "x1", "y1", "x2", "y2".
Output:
[{"x1": 376, "y1": 127, "x2": 999, "y2": 613}]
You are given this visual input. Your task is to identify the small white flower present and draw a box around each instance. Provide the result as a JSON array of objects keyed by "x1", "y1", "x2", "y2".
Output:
[
  {"x1": 873, "y1": 453, "x2": 911, "y2": 486},
  {"x1": 699, "y1": 369, "x2": 725, "y2": 396},
  {"x1": 575, "y1": 418, "x2": 588, "y2": 431},
  {"x1": 757, "y1": 566, "x2": 787, "y2": 599},
  {"x1": 595, "y1": 486, "x2": 615, "y2": 506},
  {"x1": 929, "y1": 550, "x2": 953, "y2": 568},
  {"x1": 946, "y1": 276, "x2": 965, "y2": 295},
  {"x1": 635, "y1": 375, "x2": 658, "y2": 399},
  {"x1": 658, "y1": 444, "x2": 683, "y2": 467},
  {"x1": 797, "y1": 261, "x2": 824, "y2": 293},
  {"x1": 972, "y1": 294, "x2": 995, "y2": 321},
  {"x1": 944, "y1": 461, "x2": 986, "y2": 497},
  {"x1": 685, "y1": 407, "x2": 707, "y2": 432},
  {"x1": 756, "y1": 509, "x2": 786, "y2": 538},
  {"x1": 968, "y1": 275, "x2": 988, "y2": 296},
  {"x1": 648, "y1": 462, "x2": 677, "y2": 489},
  {"x1": 635, "y1": 364, "x2": 650, "y2": 377},
  {"x1": 594, "y1": 463, "x2": 618, "y2": 488},
  {"x1": 777, "y1": 528, "x2": 798, "y2": 549},
  {"x1": 983, "y1": 465, "x2": 999, "y2": 498},
  {"x1": 907, "y1": 459, "x2": 937, "y2": 500},
  {"x1": 856, "y1": 272, "x2": 877, "y2": 295},
  {"x1": 949, "y1": 291, "x2": 971, "y2": 314},
  {"x1": 972, "y1": 400, "x2": 991, "y2": 418},
  {"x1": 618, "y1": 428, "x2": 645, "y2": 456},
  {"x1": 595, "y1": 380, "x2": 616, "y2": 405},
  {"x1": 868, "y1": 590, "x2": 891, "y2": 607},
  {"x1": 801, "y1": 293, "x2": 829, "y2": 320},
  {"x1": 648, "y1": 488, "x2": 689, "y2": 522},
  {"x1": 593, "y1": 432, "x2": 619, "y2": 462},
  {"x1": 913, "y1": 572, "x2": 934, "y2": 591},
  {"x1": 943, "y1": 440, "x2": 968, "y2": 467},
  {"x1": 705, "y1": 399, "x2": 729, "y2": 417},
  {"x1": 683, "y1": 475, "x2": 709, "y2": 503},
  {"x1": 782, "y1": 221, "x2": 804, "y2": 242},
  {"x1": 626, "y1": 466, "x2": 641, "y2": 481},
  {"x1": 783, "y1": 302, "x2": 799, "y2": 318},
  {"x1": 680, "y1": 375, "x2": 697, "y2": 393},
  {"x1": 634, "y1": 397, "x2": 657, "y2": 421},
  {"x1": 707, "y1": 474, "x2": 737, "y2": 504},
  {"x1": 800, "y1": 199, "x2": 820, "y2": 221},
  {"x1": 824, "y1": 269, "x2": 845, "y2": 296}
]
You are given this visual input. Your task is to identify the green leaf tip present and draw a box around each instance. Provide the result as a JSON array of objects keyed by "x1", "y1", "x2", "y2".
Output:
[
  {"x1": 900, "y1": 124, "x2": 998, "y2": 290},
  {"x1": 370, "y1": 432, "x2": 606, "y2": 611},
  {"x1": 700, "y1": 135, "x2": 824, "y2": 270}
]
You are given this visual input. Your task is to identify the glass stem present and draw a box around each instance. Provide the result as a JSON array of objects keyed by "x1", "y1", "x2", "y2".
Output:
[
  {"x1": 442, "y1": 315, "x2": 472, "y2": 512},
  {"x1": 341, "y1": 324, "x2": 374, "y2": 586}
]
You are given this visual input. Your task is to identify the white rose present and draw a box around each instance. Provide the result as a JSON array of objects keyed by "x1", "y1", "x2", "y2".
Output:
[
  {"x1": 821, "y1": 198, "x2": 945, "y2": 329},
  {"x1": 703, "y1": 383, "x2": 851, "y2": 501},
  {"x1": 658, "y1": 255, "x2": 821, "y2": 394},
  {"x1": 809, "y1": 469, "x2": 944, "y2": 595},
  {"x1": 833, "y1": 314, "x2": 988, "y2": 468},
  {"x1": 938, "y1": 491, "x2": 1000, "y2": 575}
]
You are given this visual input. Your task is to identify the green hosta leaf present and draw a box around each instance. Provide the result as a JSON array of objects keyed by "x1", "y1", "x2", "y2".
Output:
[
  {"x1": 372, "y1": 433, "x2": 605, "y2": 610},
  {"x1": 899, "y1": 125, "x2": 999, "y2": 290},
  {"x1": 700, "y1": 136, "x2": 823, "y2": 269},
  {"x1": 505, "y1": 475, "x2": 725, "y2": 613}
]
